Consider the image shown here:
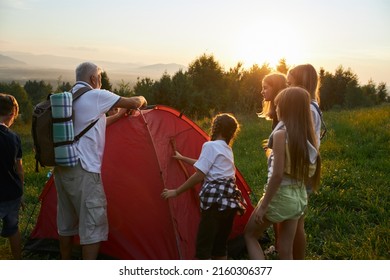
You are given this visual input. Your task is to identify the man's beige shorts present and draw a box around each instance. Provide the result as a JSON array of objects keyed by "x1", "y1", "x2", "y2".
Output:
[{"x1": 54, "y1": 163, "x2": 108, "y2": 245}]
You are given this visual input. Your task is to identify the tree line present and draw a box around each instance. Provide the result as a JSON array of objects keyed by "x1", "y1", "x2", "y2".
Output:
[{"x1": 0, "y1": 54, "x2": 388, "y2": 123}]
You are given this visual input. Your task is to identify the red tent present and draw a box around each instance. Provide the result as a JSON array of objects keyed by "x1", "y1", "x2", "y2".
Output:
[{"x1": 27, "y1": 105, "x2": 254, "y2": 259}]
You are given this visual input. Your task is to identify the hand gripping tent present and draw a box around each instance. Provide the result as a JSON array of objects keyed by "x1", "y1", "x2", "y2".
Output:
[{"x1": 26, "y1": 105, "x2": 254, "y2": 259}]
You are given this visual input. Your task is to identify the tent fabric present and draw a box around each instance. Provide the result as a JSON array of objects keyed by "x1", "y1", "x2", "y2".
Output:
[{"x1": 27, "y1": 105, "x2": 254, "y2": 259}]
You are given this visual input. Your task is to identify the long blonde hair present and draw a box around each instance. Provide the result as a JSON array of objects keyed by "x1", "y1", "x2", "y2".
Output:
[
  {"x1": 275, "y1": 87, "x2": 321, "y2": 190},
  {"x1": 258, "y1": 72, "x2": 287, "y2": 123},
  {"x1": 287, "y1": 64, "x2": 320, "y2": 104}
]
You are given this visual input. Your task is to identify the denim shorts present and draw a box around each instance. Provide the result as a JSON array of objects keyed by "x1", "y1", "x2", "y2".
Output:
[{"x1": 0, "y1": 197, "x2": 21, "y2": 237}]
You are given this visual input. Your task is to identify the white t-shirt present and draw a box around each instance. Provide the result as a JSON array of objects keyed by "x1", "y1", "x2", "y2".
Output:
[
  {"x1": 72, "y1": 82, "x2": 120, "y2": 173},
  {"x1": 193, "y1": 140, "x2": 235, "y2": 182}
]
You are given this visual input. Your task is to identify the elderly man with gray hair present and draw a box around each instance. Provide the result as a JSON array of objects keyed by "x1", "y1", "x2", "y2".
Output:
[{"x1": 53, "y1": 62, "x2": 147, "y2": 259}]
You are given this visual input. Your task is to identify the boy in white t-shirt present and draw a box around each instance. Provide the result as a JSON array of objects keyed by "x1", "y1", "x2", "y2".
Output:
[{"x1": 161, "y1": 113, "x2": 246, "y2": 260}]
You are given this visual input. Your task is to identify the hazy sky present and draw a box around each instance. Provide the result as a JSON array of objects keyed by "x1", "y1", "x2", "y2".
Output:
[{"x1": 1, "y1": 0, "x2": 389, "y2": 85}]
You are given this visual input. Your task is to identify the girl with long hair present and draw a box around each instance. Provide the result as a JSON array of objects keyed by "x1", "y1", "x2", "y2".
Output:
[
  {"x1": 244, "y1": 87, "x2": 321, "y2": 259},
  {"x1": 287, "y1": 63, "x2": 323, "y2": 259}
]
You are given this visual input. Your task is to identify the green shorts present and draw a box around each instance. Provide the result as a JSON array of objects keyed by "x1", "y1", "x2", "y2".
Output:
[{"x1": 259, "y1": 184, "x2": 307, "y2": 223}]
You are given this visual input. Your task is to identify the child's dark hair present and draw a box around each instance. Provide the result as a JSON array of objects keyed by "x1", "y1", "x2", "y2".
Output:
[{"x1": 210, "y1": 113, "x2": 240, "y2": 145}]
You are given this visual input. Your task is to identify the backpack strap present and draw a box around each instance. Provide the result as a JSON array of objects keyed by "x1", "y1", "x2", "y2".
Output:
[
  {"x1": 71, "y1": 85, "x2": 98, "y2": 142},
  {"x1": 74, "y1": 119, "x2": 99, "y2": 141},
  {"x1": 72, "y1": 86, "x2": 93, "y2": 100},
  {"x1": 310, "y1": 101, "x2": 322, "y2": 117},
  {"x1": 311, "y1": 101, "x2": 327, "y2": 140},
  {"x1": 52, "y1": 118, "x2": 98, "y2": 147}
]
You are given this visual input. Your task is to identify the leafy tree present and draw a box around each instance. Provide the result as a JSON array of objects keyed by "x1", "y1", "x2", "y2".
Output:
[
  {"x1": 276, "y1": 58, "x2": 289, "y2": 74},
  {"x1": 187, "y1": 53, "x2": 226, "y2": 116},
  {"x1": 132, "y1": 77, "x2": 156, "y2": 103},
  {"x1": 334, "y1": 66, "x2": 359, "y2": 107},
  {"x1": 101, "y1": 71, "x2": 113, "y2": 91},
  {"x1": 24, "y1": 80, "x2": 53, "y2": 105},
  {"x1": 319, "y1": 66, "x2": 360, "y2": 110},
  {"x1": 188, "y1": 54, "x2": 224, "y2": 91},
  {"x1": 377, "y1": 82, "x2": 388, "y2": 103},
  {"x1": 238, "y1": 63, "x2": 271, "y2": 114},
  {"x1": 361, "y1": 80, "x2": 377, "y2": 106},
  {"x1": 171, "y1": 70, "x2": 194, "y2": 111},
  {"x1": 319, "y1": 68, "x2": 336, "y2": 110},
  {"x1": 0, "y1": 82, "x2": 32, "y2": 123},
  {"x1": 56, "y1": 76, "x2": 72, "y2": 92},
  {"x1": 344, "y1": 84, "x2": 364, "y2": 108},
  {"x1": 225, "y1": 63, "x2": 244, "y2": 112},
  {"x1": 115, "y1": 79, "x2": 133, "y2": 97},
  {"x1": 56, "y1": 82, "x2": 72, "y2": 92},
  {"x1": 154, "y1": 72, "x2": 173, "y2": 106}
]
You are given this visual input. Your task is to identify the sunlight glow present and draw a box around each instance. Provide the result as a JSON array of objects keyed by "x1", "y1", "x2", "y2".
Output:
[{"x1": 231, "y1": 20, "x2": 308, "y2": 69}]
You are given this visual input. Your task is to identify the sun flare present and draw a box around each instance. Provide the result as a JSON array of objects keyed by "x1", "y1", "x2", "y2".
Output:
[{"x1": 231, "y1": 21, "x2": 307, "y2": 69}]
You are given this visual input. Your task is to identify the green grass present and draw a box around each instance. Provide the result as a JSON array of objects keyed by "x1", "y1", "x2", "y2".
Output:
[
  {"x1": 1, "y1": 104, "x2": 389, "y2": 259},
  {"x1": 233, "y1": 104, "x2": 390, "y2": 260},
  {"x1": 306, "y1": 104, "x2": 390, "y2": 259}
]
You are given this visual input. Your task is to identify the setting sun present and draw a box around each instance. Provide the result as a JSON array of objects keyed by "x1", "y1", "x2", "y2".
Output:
[{"x1": 229, "y1": 20, "x2": 308, "y2": 69}]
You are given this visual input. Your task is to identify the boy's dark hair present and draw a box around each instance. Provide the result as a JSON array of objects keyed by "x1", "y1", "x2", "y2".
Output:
[
  {"x1": 0, "y1": 93, "x2": 19, "y2": 117},
  {"x1": 210, "y1": 113, "x2": 240, "y2": 145}
]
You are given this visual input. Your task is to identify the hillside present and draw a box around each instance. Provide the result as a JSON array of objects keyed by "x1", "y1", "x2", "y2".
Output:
[
  {"x1": 0, "y1": 52, "x2": 186, "y2": 87},
  {"x1": 0, "y1": 54, "x2": 26, "y2": 66}
]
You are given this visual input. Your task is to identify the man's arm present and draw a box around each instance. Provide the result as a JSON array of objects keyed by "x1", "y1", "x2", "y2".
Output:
[
  {"x1": 114, "y1": 96, "x2": 147, "y2": 110},
  {"x1": 106, "y1": 108, "x2": 129, "y2": 126}
]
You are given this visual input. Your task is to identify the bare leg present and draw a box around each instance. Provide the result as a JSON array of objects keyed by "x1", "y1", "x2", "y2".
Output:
[
  {"x1": 82, "y1": 242, "x2": 100, "y2": 260},
  {"x1": 8, "y1": 229, "x2": 22, "y2": 259},
  {"x1": 59, "y1": 235, "x2": 74, "y2": 260},
  {"x1": 293, "y1": 216, "x2": 306, "y2": 259},
  {"x1": 278, "y1": 219, "x2": 298, "y2": 260},
  {"x1": 244, "y1": 210, "x2": 271, "y2": 260}
]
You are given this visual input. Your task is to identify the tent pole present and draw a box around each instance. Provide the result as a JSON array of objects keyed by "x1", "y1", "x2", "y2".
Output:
[{"x1": 137, "y1": 109, "x2": 184, "y2": 260}]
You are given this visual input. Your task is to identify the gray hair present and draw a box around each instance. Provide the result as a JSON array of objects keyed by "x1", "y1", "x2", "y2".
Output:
[{"x1": 75, "y1": 62, "x2": 102, "y2": 82}]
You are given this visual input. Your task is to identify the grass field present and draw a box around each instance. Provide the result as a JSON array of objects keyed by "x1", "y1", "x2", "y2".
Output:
[{"x1": 1, "y1": 104, "x2": 389, "y2": 260}]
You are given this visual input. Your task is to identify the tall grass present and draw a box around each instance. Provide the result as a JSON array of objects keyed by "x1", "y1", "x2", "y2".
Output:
[
  {"x1": 1, "y1": 105, "x2": 389, "y2": 259},
  {"x1": 306, "y1": 104, "x2": 390, "y2": 259},
  {"x1": 232, "y1": 104, "x2": 390, "y2": 259}
]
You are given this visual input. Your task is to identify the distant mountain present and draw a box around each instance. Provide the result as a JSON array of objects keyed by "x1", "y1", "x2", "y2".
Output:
[
  {"x1": 0, "y1": 54, "x2": 26, "y2": 66},
  {"x1": 137, "y1": 63, "x2": 185, "y2": 74},
  {"x1": 1, "y1": 51, "x2": 82, "y2": 69},
  {"x1": 0, "y1": 52, "x2": 187, "y2": 86},
  {"x1": 0, "y1": 51, "x2": 186, "y2": 73}
]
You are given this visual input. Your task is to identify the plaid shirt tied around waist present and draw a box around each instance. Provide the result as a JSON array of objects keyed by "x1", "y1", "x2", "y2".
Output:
[{"x1": 199, "y1": 178, "x2": 246, "y2": 215}]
